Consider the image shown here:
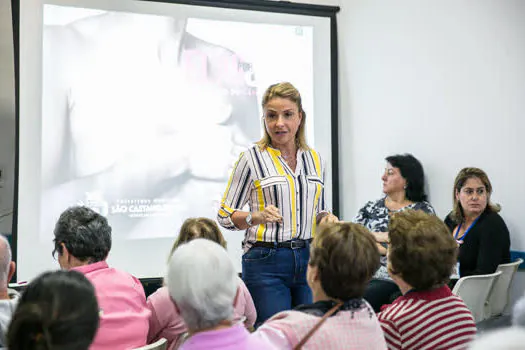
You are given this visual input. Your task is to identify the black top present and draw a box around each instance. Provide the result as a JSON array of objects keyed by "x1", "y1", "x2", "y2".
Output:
[{"x1": 445, "y1": 211, "x2": 511, "y2": 277}]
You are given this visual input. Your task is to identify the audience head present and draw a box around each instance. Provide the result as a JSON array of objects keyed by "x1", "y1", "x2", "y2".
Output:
[
  {"x1": 383, "y1": 154, "x2": 428, "y2": 202},
  {"x1": 388, "y1": 210, "x2": 457, "y2": 291},
  {"x1": 257, "y1": 82, "x2": 308, "y2": 150},
  {"x1": 169, "y1": 217, "x2": 227, "y2": 260},
  {"x1": 7, "y1": 270, "x2": 99, "y2": 350},
  {"x1": 166, "y1": 239, "x2": 237, "y2": 331},
  {"x1": 52, "y1": 206, "x2": 112, "y2": 269},
  {"x1": 452, "y1": 167, "x2": 500, "y2": 223},
  {"x1": 0, "y1": 235, "x2": 15, "y2": 289},
  {"x1": 308, "y1": 222, "x2": 380, "y2": 301}
]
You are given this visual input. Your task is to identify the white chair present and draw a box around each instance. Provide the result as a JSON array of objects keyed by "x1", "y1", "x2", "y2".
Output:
[
  {"x1": 133, "y1": 338, "x2": 168, "y2": 350},
  {"x1": 452, "y1": 271, "x2": 502, "y2": 323},
  {"x1": 485, "y1": 258, "x2": 524, "y2": 319}
]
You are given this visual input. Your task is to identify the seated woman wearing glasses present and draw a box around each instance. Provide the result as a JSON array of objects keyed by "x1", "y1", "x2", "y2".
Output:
[
  {"x1": 444, "y1": 167, "x2": 511, "y2": 278},
  {"x1": 353, "y1": 154, "x2": 435, "y2": 312}
]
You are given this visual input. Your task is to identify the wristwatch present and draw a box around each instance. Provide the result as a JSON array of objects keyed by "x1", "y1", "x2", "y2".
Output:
[{"x1": 246, "y1": 213, "x2": 253, "y2": 227}]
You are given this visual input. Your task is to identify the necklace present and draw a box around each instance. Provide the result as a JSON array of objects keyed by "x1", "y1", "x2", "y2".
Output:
[
  {"x1": 385, "y1": 197, "x2": 412, "y2": 211},
  {"x1": 281, "y1": 152, "x2": 297, "y2": 171}
]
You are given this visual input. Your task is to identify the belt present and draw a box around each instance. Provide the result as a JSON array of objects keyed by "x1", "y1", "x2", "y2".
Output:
[{"x1": 251, "y1": 239, "x2": 312, "y2": 249}]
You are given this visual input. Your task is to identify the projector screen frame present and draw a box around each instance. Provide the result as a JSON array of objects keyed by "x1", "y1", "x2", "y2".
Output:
[{"x1": 10, "y1": 0, "x2": 340, "y2": 283}]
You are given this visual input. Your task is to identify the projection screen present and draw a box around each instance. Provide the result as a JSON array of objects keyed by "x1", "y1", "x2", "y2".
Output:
[{"x1": 15, "y1": 0, "x2": 339, "y2": 280}]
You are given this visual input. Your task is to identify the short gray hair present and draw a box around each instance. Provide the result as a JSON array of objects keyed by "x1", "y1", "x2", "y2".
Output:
[
  {"x1": 166, "y1": 239, "x2": 237, "y2": 331},
  {"x1": 0, "y1": 235, "x2": 12, "y2": 283}
]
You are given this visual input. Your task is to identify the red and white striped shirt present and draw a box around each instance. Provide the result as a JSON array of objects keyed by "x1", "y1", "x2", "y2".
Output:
[{"x1": 377, "y1": 285, "x2": 476, "y2": 350}]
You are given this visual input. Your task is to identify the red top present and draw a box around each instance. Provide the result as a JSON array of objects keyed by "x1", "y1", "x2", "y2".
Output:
[{"x1": 378, "y1": 285, "x2": 477, "y2": 350}]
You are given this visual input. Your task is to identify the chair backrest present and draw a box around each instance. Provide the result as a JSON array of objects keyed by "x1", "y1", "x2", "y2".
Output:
[
  {"x1": 133, "y1": 338, "x2": 168, "y2": 350},
  {"x1": 452, "y1": 271, "x2": 502, "y2": 322},
  {"x1": 485, "y1": 258, "x2": 524, "y2": 318}
]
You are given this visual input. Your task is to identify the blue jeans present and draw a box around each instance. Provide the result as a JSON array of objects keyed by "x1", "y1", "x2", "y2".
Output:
[{"x1": 242, "y1": 244, "x2": 312, "y2": 327}]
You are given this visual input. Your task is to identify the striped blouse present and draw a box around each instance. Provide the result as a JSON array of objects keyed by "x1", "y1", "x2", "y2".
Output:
[
  {"x1": 218, "y1": 145, "x2": 328, "y2": 249},
  {"x1": 377, "y1": 285, "x2": 477, "y2": 350}
]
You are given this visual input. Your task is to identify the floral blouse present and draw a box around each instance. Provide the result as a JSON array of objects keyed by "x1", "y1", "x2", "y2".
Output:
[{"x1": 353, "y1": 198, "x2": 436, "y2": 280}]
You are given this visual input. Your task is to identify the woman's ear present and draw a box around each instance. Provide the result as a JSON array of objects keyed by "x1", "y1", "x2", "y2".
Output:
[
  {"x1": 308, "y1": 265, "x2": 320, "y2": 283},
  {"x1": 60, "y1": 243, "x2": 70, "y2": 260}
]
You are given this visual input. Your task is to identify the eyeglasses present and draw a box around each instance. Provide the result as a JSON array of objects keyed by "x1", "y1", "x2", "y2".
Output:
[{"x1": 461, "y1": 188, "x2": 487, "y2": 197}]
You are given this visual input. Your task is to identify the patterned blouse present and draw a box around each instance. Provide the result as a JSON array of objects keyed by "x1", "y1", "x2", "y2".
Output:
[{"x1": 353, "y1": 198, "x2": 435, "y2": 280}]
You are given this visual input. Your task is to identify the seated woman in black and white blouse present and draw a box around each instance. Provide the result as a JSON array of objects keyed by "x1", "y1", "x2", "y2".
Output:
[{"x1": 353, "y1": 154, "x2": 435, "y2": 312}]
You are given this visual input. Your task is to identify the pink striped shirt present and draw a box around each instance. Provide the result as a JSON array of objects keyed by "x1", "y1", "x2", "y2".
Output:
[
  {"x1": 147, "y1": 277, "x2": 256, "y2": 350},
  {"x1": 72, "y1": 261, "x2": 150, "y2": 350},
  {"x1": 377, "y1": 285, "x2": 477, "y2": 350},
  {"x1": 255, "y1": 301, "x2": 387, "y2": 349}
]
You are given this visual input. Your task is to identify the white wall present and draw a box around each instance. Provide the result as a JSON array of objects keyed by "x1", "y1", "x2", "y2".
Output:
[
  {"x1": 337, "y1": 0, "x2": 525, "y2": 311},
  {"x1": 2, "y1": 0, "x2": 525, "y2": 305},
  {"x1": 0, "y1": 0, "x2": 15, "y2": 234}
]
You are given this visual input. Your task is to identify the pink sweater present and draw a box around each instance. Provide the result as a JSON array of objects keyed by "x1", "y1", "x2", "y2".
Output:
[
  {"x1": 256, "y1": 302, "x2": 387, "y2": 349},
  {"x1": 72, "y1": 261, "x2": 150, "y2": 350},
  {"x1": 147, "y1": 277, "x2": 256, "y2": 350},
  {"x1": 180, "y1": 324, "x2": 273, "y2": 350}
]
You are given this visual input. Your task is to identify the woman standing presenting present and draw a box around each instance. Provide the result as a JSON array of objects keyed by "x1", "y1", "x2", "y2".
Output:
[{"x1": 218, "y1": 82, "x2": 337, "y2": 326}]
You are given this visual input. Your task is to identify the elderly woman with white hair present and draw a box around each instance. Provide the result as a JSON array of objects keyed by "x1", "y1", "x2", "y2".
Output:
[{"x1": 166, "y1": 239, "x2": 274, "y2": 350}]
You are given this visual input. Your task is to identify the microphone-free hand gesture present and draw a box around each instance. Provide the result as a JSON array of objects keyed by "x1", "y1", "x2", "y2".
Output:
[
  {"x1": 254, "y1": 205, "x2": 283, "y2": 224},
  {"x1": 319, "y1": 213, "x2": 339, "y2": 225}
]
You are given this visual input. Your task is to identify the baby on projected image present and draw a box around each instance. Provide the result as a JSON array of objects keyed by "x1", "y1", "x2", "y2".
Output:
[{"x1": 40, "y1": 8, "x2": 260, "y2": 239}]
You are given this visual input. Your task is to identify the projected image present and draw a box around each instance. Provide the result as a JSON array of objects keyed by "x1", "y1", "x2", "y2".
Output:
[{"x1": 40, "y1": 5, "x2": 314, "y2": 239}]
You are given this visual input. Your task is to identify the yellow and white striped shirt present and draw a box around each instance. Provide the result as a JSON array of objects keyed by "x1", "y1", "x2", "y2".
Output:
[{"x1": 218, "y1": 145, "x2": 328, "y2": 249}]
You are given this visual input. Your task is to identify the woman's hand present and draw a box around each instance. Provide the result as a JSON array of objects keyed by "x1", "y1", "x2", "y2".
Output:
[
  {"x1": 318, "y1": 213, "x2": 339, "y2": 225},
  {"x1": 373, "y1": 231, "x2": 389, "y2": 243},
  {"x1": 253, "y1": 205, "x2": 283, "y2": 225}
]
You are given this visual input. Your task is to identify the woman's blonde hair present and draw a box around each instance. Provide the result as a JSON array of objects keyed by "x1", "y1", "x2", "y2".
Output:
[
  {"x1": 451, "y1": 167, "x2": 501, "y2": 223},
  {"x1": 168, "y1": 218, "x2": 227, "y2": 261},
  {"x1": 256, "y1": 82, "x2": 309, "y2": 151}
]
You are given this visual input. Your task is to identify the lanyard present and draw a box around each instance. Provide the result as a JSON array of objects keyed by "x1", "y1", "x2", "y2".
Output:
[{"x1": 454, "y1": 217, "x2": 479, "y2": 241}]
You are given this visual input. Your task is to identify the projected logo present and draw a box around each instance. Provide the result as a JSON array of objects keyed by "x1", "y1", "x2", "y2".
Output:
[
  {"x1": 78, "y1": 192, "x2": 109, "y2": 217},
  {"x1": 110, "y1": 198, "x2": 180, "y2": 218}
]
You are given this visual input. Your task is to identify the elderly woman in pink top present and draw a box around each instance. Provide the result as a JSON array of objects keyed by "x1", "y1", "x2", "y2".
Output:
[
  {"x1": 166, "y1": 239, "x2": 274, "y2": 350},
  {"x1": 255, "y1": 222, "x2": 388, "y2": 349},
  {"x1": 147, "y1": 218, "x2": 256, "y2": 349},
  {"x1": 53, "y1": 206, "x2": 150, "y2": 350}
]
